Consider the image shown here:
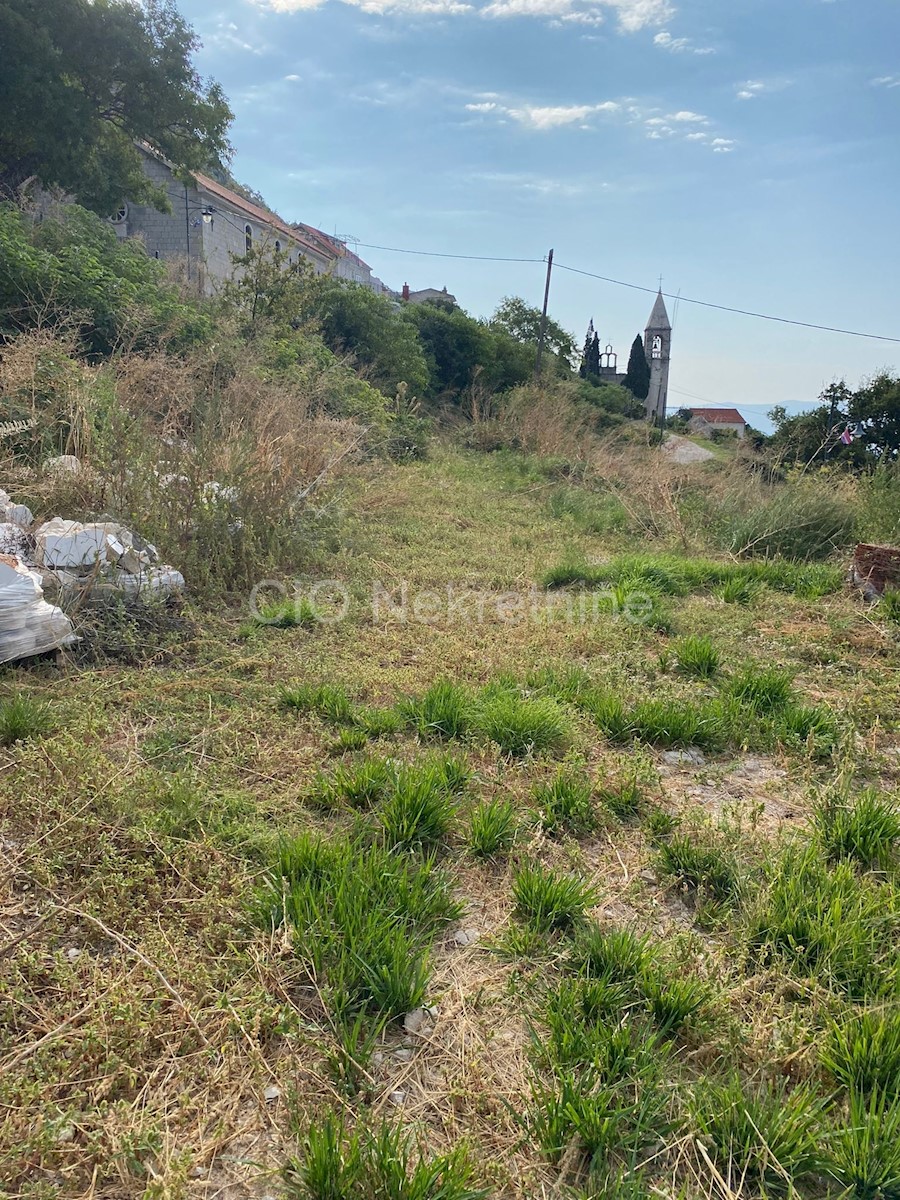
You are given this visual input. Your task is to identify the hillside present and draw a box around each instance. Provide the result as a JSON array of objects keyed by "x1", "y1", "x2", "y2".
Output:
[{"x1": 3, "y1": 444, "x2": 900, "y2": 1199}]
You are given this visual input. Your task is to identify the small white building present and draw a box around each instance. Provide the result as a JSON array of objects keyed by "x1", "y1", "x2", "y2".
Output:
[{"x1": 687, "y1": 407, "x2": 747, "y2": 439}]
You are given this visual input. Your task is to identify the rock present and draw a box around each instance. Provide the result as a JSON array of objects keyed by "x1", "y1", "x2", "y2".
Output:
[
  {"x1": 35, "y1": 518, "x2": 108, "y2": 569},
  {"x1": 263, "y1": 1085, "x2": 281, "y2": 1103},
  {"x1": 91, "y1": 565, "x2": 185, "y2": 596},
  {"x1": 3, "y1": 503, "x2": 33, "y2": 528},
  {"x1": 388, "y1": 1090, "x2": 407, "y2": 1106},
  {"x1": 403, "y1": 1007, "x2": 436, "y2": 1035},
  {"x1": 639, "y1": 869, "x2": 656, "y2": 884},
  {"x1": 44, "y1": 455, "x2": 82, "y2": 475},
  {"x1": 0, "y1": 522, "x2": 29, "y2": 557},
  {"x1": 65, "y1": 947, "x2": 82, "y2": 962},
  {"x1": 54, "y1": 1126, "x2": 75, "y2": 1144},
  {"x1": 393, "y1": 1047, "x2": 414, "y2": 1062},
  {"x1": 661, "y1": 749, "x2": 706, "y2": 768},
  {"x1": 453, "y1": 928, "x2": 480, "y2": 947}
]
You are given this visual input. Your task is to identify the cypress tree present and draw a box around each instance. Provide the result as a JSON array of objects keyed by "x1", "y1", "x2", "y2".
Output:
[
  {"x1": 623, "y1": 334, "x2": 651, "y2": 400},
  {"x1": 589, "y1": 332, "x2": 601, "y2": 377},
  {"x1": 579, "y1": 319, "x2": 594, "y2": 378}
]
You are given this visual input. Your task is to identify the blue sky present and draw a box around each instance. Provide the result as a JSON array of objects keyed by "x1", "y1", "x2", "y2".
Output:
[{"x1": 180, "y1": 0, "x2": 899, "y2": 429}]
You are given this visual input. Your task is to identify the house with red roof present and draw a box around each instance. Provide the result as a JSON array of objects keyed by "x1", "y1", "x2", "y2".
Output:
[{"x1": 687, "y1": 407, "x2": 747, "y2": 439}]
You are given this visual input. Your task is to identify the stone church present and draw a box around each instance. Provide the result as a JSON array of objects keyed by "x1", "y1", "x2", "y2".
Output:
[{"x1": 592, "y1": 290, "x2": 672, "y2": 424}]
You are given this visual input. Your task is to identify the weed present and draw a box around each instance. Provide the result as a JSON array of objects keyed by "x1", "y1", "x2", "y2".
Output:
[
  {"x1": 713, "y1": 577, "x2": 760, "y2": 605},
  {"x1": 378, "y1": 764, "x2": 458, "y2": 852},
  {"x1": 467, "y1": 798, "x2": 517, "y2": 859},
  {"x1": 435, "y1": 755, "x2": 471, "y2": 794},
  {"x1": 284, "y1": 1117, "x2": 486, "y2": 1200},
  {"x1": 328, "y1": 728, "x2": 369, "y2": 755},
  {"x1": 324, "y1": 1010, "x2": 389, "y2": 1098},
  {"x1": 726, "y1": 665, "x2": 794, "y2": 714},
  {"x1": 827, "y1": 1087, "x2": 900, "y2": 1200},
  {"x1": 639, "y1": 967, "x2": 709, "y2": 1035},
  {"x1": 879, "y1": 590, "x2": 900, "y2": 625},
  {"x1": 674, "y1": 635, "x2": 720, "y2": 679},
  {"x1": 643, "y1": 806, "x2": 679, "y2": 841},
  {"x1": 279, "y1": 682, "x2": 357, "y2": 725},
  {"x1": 255, "y1": 596, "x2": 320, "y2": 629},
  {"x1": 540, "y1": 979, "x2": 634, "y2": 1069},
  {"x1": 476, "y1": 690, "x2": 571, "y2": 758},
  {"x1": 815, "y1": 791, "x2": 900, "y2": 870},
  {"x1": 627, "y1": 698, "x2": 732, "y2": 751},
  {"x1": 598, "y1": 778, "x2": 643, "y2": 822},
  {"x1": 313, "y1": 758, "x2": 397, "y2": 809},
  {"x1": 690, "y1": 1073, "x2": 827, "y2": 1194},
  {"x1": 357, "y1": 707, "x2": 404, "y2": 738},
  {"x1": 655, "y1": 834, "x2": 744, "y2": 903},
  {"x1": 512, "y1": 861, "x2": 596, "y2": 933},
  {"x1": 746, "y1": 845, "x2": 900, "y2": 998},
  {"x1": 0, "y1": 695, "x2": 52, "y2": 746},
  {"x1": 261, "y1": 834, "x2": 460, "y2": 1017},
  {"x1": 400, "y1": 680, "x2": 474, "y2": 741},
  {"x1": 823, "y1": 1010, "x2": 900, "y2": 1095},
  {"x1": 534, "y1": 770, "x2": 598, "y2": 837},
  {"x1": 576, "y1": 925, "x2": 651, "y2": 986},
  {"x1": 776, "y1": 703, "x2": 840, "y2": 756}
]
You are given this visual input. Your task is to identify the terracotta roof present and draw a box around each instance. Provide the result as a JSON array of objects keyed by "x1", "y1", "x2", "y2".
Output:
[
  {"x1": 688, "y1": 407, "x2": 746, "y2": 425},
  {"x1": 192, "y1": 172, "x2": 333, "y2": 261}
]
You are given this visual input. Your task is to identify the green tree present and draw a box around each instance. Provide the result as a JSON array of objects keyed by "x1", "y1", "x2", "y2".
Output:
[
  {"x1": 0, "y1": 0, "x2": 232, "y2": 214},
  {"x1": 403, "y1": 301, "x2": 492, "y2": 398},
  {"x1": 622, "y1": 334, "x2": 650, "y2": 400},
  {"x1": 578, "y1": 320, "x2": 594, "y2": 378},
  {"x1": 490, "y1": 295, "x2": 575, "y2": 377},
  {"x1": 313, "y1": 278, "x2": 428, "y2": 398},
  {"x1": 850, "y1": 372, "x2": 900, "y2": 460}
]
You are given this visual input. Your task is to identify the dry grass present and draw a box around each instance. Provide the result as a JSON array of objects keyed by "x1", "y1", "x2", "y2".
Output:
[{"x1": 0, "y1": 443, "x2": 895, "y2": 1197}]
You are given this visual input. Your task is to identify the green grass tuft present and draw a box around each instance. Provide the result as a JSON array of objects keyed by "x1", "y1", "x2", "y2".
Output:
[
  {"x1": 713, "y1": 576, "x2": 760, "y2": 605},
  {"x1": 639, "y1": 966, "x2": 710, "y2": 1035},
  {"x1": 467, "y1": 797, "x2": 517, "y2": 859},
  {"x1": 279, "y1": 682, "x2": 357, "y2": 725},
  {"x1": 823, "y1": 1010, "x2": 900, "y2": 1095},
  {"x1": 726, "y1": 664, "x2": 794, "y2": 713},
  {"x1": 879, "y1": 590, "x2": 900, "y2": 625},
  {"x1": 400, "y1": 679, "x2": 474, "y2": 741},
  {"x1": 513, "y1": 862, "x2": 596, "y2": 933},
  {"x1": 827, "y1": 1087, "x2": 900, "y2": 1200},
  {"x1": 255, "y1": 596, "x2": 320, "y2": 629},
  {"x1": 533, "y1": 770, "x2": 597, "y2": 837},
  {"x1": 476, "y1": 690, "x2": 571, "y2": 758},
  {"x1": 598, "y1": 778, "x2": 644, "y2": 822},
  {"x1": 815, "y1": 791, "x2": 900, "y2": 870},
  {"x1": 0, "y1": 695, "x2": 52, "y2": 746},
  {"x1": 655, "y1": 834, "x2": 744, "y2": 903},
  {"x1": 690, "y1": 1073, "x2": 827, "y2": 1194},
  {"x1": 378, "y1": 763, "x2": 459, "y2": 852},
  {"x1": 674, "y1": 635, "x2": 720, "y2": 679},
  {"x1": 261, "y1": 834, "x2": 460, "y2": 1018},
  {"x1": 576, "y1": 925, "x2": 651, "y2": 986}
]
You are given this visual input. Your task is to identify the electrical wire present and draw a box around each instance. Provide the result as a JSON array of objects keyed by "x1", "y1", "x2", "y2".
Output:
[{"x1": 350, "y1": 238, "x2": 899, "y2": 346}]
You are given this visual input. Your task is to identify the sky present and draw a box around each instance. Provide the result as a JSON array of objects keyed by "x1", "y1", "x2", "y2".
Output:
[{"x1": 178, "y1": 0, "x2": 899, "y2": 431}]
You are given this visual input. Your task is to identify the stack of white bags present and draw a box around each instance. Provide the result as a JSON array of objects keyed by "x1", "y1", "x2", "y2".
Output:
[{"x1": 0, "y1": 555, "x2": 74, "y2": 665}]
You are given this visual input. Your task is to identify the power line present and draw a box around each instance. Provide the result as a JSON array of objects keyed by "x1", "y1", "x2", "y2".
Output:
[{"x1": 350, "y1": 237, "x2": 899, "y2": 346}]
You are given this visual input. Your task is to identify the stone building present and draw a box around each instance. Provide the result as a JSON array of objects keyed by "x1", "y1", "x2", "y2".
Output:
[
  {"x1": 687, "y1": 407, "x2": 747, "y2": 438},
  {"x1": 400, "y1": 284, "x2": 457, "y2": 307},
  {"x1": 643, "y1": 290, "x2": 671, "y2": 426},
  {"x1": 109, "y1": 145, "x2": 388, "y2": 296}
]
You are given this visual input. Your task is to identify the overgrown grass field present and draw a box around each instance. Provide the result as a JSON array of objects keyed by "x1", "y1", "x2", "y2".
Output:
[{"x1": 2, "y1": 444, "x2": 899, "y2": 1199}]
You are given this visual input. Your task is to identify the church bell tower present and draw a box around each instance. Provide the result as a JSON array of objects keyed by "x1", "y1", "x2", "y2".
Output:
[{"x1": 644, "y1": 290, "x2": 671, "y2": 426}]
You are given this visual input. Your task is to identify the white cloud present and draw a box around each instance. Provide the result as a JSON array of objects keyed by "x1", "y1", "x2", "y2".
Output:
[
  {"x1": 667, "y1": 110, "x2": 708, "y2": 122},
  {"x1": 685, "y1": 131, "x2": 708, "y2": 141},
  {"x1": 259, "y1": 0, "x2": 670, "y2": 25},
  {"x1": 736, "y1": 80, "x2": 766, "y2": 100},
  {"x1": 872, "y1": 75, "x2": 900, "y2": 89},
  {"x1": 654, "y1": 29, "x2": 715, "y2": 54},
  {"x1": 208, "y1": 20, "x2": 267, "y2": 53},
  {"x1": 711, "y1": 137, "x2": 735, "y2": 152},
  {"x1": 284, "y1": 73, "x2": 301, "y2": 80},
  {"x1": 467, "y1": 100, "x2": 620, "y2": 128}
]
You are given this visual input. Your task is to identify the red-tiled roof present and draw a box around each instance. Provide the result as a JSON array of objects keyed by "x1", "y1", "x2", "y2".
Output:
[
  {"x1": 688, "y1": 407, "x2": 746, "y2": 424},
  {"x1": 192, "y1": 172, "x2": 333, "y2": 261}
]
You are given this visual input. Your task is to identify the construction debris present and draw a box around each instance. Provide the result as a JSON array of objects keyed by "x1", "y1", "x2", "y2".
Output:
[
  {"x1": 0, "y1": 555, "x2": 75, "y2": 664},
  {"x1": 852, "y1": 543, "x2": 900, "y2": 599}
]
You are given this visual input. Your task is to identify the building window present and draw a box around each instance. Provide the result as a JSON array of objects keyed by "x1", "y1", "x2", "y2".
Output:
[
  {"x1": 651, "y1": 335, "x2": 662, "y2": 359},
  {"x1": 275, "y1": 239, "x2": 281, "y2": 254},
  {"x1": 245, "y1": 224, "x2": 253, "y2": 253},
  {"x1": 108, "y1": 203, "x2": 128, "y2": 225}
]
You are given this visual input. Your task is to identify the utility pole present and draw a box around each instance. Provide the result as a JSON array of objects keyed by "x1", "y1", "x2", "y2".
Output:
[{"x1": 534, "y1": 248, "x2": 554, "y2": 381}]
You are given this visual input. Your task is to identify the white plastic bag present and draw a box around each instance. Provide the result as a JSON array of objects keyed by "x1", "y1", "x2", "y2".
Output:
[{"x1": 0, "y1": 555, "x2": 76, "y2": 664}]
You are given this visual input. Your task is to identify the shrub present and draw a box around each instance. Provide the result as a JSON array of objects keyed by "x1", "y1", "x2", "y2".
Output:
[
  {"x1": 0, "y1": 695, "x2": 53, "y2": 746},
  {"x1": 400, "y1": 680, "x2": 474, "y2": 741},
  {"x1": 815, "y1": 791, "x2": 900, "y2": 870},
  {"x1": 512, "y1": 862, "x2": 596, "y2": 933},
  {"x1": 476, "y1": 691, "x2": 571, "y2": 758},
  {"x1": 534, "y1": 770, "x2": 597, "y2": 837},
  {"x1": 467, "y1": 798, "x2": 517, "y2": 859},
  {"x1": 823, "y1": 1011, "x2": 900, "y2": 1095},
  {"x1": 674, "y1": 635, "x2": 720, "y2": 679},
  {"x1": 690, "y1": 1074, "x2": 827, "y2": 1193},
  {"x1": 827, "y1": 1087, "x2": 900, "y2": 1200},
  {"x1": 722, "y1": 477, "x2": 856, "y2": 560},
  {"x1": 260, "y1": 834, "x2": 460, "y2": 1018}
]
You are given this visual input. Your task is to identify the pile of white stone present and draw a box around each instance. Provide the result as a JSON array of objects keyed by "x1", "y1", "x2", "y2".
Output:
[{"x1": 0, "y1": 479, "x2": 185, "y2": 664}]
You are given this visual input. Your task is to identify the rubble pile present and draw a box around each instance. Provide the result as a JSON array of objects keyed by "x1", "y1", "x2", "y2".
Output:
[{"x1": 0, "y1": 475, "x2": 185, "y2": 664}]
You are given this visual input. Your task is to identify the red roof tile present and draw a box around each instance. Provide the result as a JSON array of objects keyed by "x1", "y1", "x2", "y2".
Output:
[{"x1": 688, "y1": 407, "x2": 746, "y2": 424}]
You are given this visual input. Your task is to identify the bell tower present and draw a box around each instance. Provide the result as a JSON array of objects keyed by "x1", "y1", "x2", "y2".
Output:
[{"x1": 644, "y1": 290, "x2": 671, "y2": 426}]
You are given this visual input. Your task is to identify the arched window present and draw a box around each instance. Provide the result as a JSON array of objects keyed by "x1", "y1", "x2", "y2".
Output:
[
  {"x1": 651, "y1": 335, "x2": 662, "y2": 359},
  {"x1": 245, "y1": 224, "x2": 253, "y2": 253},
  {"x1": 275, "y1": 239, "x2": 281, "y2": 254}
]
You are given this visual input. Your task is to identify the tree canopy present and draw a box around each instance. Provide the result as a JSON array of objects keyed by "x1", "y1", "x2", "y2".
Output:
[
  {"x1": 0, "y1": 0, "x2": 232, "y2": 214},
  {"x1": 490, "y1": 296, "x2": 576, "y2": 377},
  {"x1": 622, "y1": 334, "x2": 650, "y2": 400}
]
